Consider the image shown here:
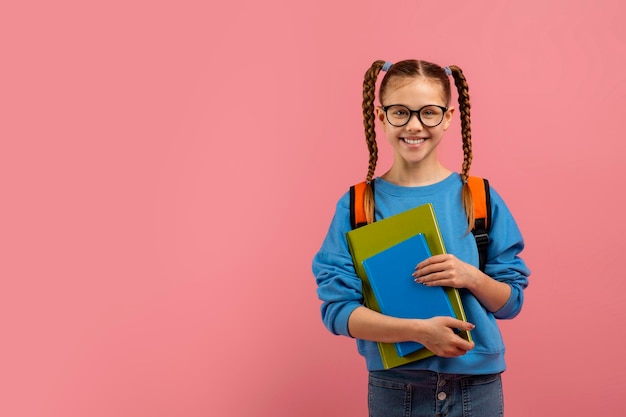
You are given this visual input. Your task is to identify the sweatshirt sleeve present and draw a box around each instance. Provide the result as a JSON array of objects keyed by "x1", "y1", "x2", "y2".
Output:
[
  {"x1": 312, "y1": 195, "x2": 364, "y2": 337},
  {"x1": 484, "y1": 187, "x2": 531, "y2": 319}
]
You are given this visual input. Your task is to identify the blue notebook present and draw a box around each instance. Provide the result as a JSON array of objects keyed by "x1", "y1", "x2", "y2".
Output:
[{"x1": 361, "y1": 233, "x2": 455, "y2": 357}]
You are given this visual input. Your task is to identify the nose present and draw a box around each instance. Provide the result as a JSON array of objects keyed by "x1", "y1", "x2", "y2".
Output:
[{"x1": 405, "y1": 112, "x2": 424, "y2": 130}]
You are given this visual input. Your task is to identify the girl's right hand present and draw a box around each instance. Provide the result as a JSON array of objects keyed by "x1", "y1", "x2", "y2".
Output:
[{"x1": 417, "y1": 316, "x2": 475, "y2": 358}]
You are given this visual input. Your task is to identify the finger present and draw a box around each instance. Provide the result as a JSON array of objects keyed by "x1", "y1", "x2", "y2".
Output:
[
  {"x1": 415, "y1": 254, "x2": 447, "y2": 269},
  {"x1": 440, "y1": 341, "x2": 474, "y2": 357},
  {"x1": 454, "y1": 338, "x2": 475, "y2": 353},
  {"x1": 441, "y1": 317, "x2": 476, "y2": 332},
  {"x1": 413, "y1": 264, "x2": 445, "y2": 280},
  {"x1": 457, "y1": 320, "x2": 476, "y2": 332},
  {"x1": 428, "y1": 254, "x2": 450, "y2": 263},
  {"x1": 416, "y1": 260, "x2": 451, "y2": 277},
  {"x1": 414, "y1": 272, "x2": 449, "y2": 286}
]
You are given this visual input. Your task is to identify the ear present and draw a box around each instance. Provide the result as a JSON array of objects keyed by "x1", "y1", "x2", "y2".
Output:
[
  {"x1": 375, "y1": 106, "x2": 386, "y2": 124},
  {"x1": 442, "y1": 106, "x2": 455, "y2": 131}
]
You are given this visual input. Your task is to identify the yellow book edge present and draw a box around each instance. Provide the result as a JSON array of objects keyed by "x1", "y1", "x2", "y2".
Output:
[{"x1": 346, "y1": 203, "x2": 472, "y2": 369}]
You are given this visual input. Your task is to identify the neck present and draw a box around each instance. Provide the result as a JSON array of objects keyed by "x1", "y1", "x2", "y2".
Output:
[{"x1": 381, "y1": 162, "x2": 451, "y2": 187}]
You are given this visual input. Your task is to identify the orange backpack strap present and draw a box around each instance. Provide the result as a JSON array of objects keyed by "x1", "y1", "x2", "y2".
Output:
[
  {"x1": 467, "y1": 176, "x2": 491, "y2": 272},
  {"x1": 349, "y1": 181, "x2": 374, "y2": 229},
  {"x1": 349, "y1": 177, "x2": 491, "y2": 271}
]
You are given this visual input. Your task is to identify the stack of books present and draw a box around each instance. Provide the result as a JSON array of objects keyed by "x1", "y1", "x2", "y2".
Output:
[{"x1": 346, "y1": 203, "x2": 472, "y2": 369}]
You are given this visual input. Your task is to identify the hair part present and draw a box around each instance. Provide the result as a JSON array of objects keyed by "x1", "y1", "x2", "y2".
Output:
[{"x1": 360, "y1": 60, "x2": 475, "y2": 230}]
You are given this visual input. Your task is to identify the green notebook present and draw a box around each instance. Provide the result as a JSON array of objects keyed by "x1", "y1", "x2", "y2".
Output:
[{"x1": 346, "y1": 203, "x2": 472, "y2": 369}]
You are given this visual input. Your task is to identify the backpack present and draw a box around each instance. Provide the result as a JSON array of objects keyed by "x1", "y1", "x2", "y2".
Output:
[{"x1": 349, "y1": 176, "x2": 492, "y2": 272}]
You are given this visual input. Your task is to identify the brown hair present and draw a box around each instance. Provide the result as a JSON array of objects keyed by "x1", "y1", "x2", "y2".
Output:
[{"x1": 361, "y1": 59, "x2": 475, "y2": 229}]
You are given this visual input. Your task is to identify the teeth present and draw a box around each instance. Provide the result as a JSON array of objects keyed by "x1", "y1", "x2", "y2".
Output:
[{"x1": 404, "y1": 138, "x2": 425, "y2": 145}]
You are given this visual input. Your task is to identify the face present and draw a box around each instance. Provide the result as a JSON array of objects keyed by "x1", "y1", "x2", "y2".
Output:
[{"x1": 376, "y1": 77, "x2": 454, "y2": 168}]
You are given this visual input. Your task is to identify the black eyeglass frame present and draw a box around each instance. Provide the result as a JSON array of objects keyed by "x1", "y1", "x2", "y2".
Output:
[{"x1": 381, "y1": 104, "x2": 449, "y2": 128}]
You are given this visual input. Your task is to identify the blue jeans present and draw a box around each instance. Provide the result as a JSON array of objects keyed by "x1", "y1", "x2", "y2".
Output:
[{"x1": 368, "y1": 370, "x2": 504, "y2": 417}]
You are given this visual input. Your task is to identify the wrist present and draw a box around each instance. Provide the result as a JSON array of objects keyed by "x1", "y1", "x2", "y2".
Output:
[
  {"x1": 467, "y1": 268, "x2": 488, "y2": 293},
  {"x1": 403, "y1": 318, "x2": 426, "y2": 345},
  {"x1": 385, "y1": 316, "x2": 425, "y2": 345}
]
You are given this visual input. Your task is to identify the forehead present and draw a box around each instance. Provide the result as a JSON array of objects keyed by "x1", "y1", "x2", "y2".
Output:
[{"x1": 382, "y1": 77, "x2": 447, "y2": 106}]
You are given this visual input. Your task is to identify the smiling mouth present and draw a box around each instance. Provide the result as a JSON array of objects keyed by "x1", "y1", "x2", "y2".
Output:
[{"x1": 402, "y1": 138, "x2": 425, "y2": 145}]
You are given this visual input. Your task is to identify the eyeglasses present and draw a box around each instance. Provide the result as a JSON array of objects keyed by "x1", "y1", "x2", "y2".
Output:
[{"x1": 382, "y1": 104, "x2": 448, "y2": 128}]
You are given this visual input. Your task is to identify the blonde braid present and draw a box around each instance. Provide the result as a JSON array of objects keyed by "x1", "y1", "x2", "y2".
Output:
[
  {"x1": 362, "y1": 60, "x2": 386, "y2": 224},
  {"x1": 448, "y1": 65, "x2": 475, "y2": 230}
]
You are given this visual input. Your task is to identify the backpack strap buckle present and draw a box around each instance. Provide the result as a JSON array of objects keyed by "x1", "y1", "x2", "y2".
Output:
[{"x1": 472, "y1": 230, "x2": 490, "y2": 247}]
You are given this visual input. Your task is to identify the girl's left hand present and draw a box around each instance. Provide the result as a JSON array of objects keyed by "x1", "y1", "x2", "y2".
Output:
[{"x1": 413, "y1": 254, "x2": 479, "y2": 290}]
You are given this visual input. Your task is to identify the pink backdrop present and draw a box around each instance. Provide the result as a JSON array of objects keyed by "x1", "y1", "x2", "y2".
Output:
[{"x1": 1, "y1": 0, "x2": 625, "y2": 416}]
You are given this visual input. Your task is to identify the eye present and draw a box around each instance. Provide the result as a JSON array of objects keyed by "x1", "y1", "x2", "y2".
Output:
[
  {"x1": 388, "y1": 106, "x2": 409, "y2": 117},
  {"x1": 421, "y1": 106, "x2": 443, "y2": 119}
]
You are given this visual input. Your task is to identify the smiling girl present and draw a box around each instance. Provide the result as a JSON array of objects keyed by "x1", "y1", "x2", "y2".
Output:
[{"x1": 312, "y1": 60, "x2": 530, "y2": 417}]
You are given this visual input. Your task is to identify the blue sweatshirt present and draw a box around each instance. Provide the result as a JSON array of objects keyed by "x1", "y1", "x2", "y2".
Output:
[{"x1": 312, "y1": 173, "x2": 530, "y2": 373}]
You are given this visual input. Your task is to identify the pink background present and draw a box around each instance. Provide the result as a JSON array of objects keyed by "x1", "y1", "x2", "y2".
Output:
[{"x1": 1, "y1": 0, "x2": 625, "y2": 416}]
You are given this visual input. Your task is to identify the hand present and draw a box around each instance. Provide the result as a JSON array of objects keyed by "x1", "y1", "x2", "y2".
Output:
[
  {"x1": 417, "y1": 316, "x2": 475, "y2": 357},
  {"x1": 413, "y1": 254, "x2": 480, "y2": 290}
]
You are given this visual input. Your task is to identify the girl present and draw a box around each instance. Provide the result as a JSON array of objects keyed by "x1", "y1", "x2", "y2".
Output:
[{"x1": 312, "y1": 59, "x2": 530, "y2": 417}]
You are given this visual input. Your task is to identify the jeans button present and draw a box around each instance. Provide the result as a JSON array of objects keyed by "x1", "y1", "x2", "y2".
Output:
[{"x1": 437, "y1": 392, "x2": 447, "y2": 401}]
